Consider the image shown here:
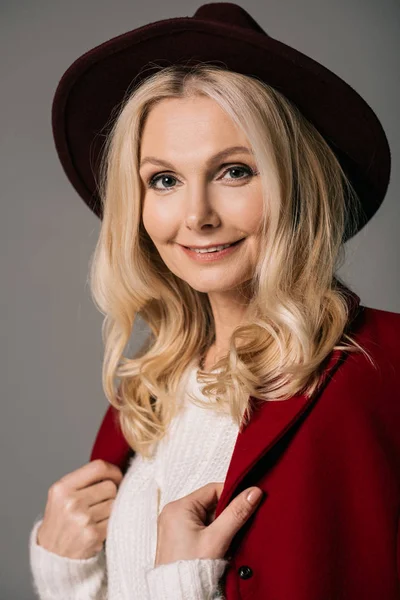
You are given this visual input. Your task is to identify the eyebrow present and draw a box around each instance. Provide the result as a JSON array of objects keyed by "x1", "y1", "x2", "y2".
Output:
[{"x1": 139, "y1": 145, "x2": 254, "y2": 169}]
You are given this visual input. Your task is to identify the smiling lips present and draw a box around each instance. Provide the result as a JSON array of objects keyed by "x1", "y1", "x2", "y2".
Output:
[
  {"x1": 182, "y1": 237, "x2": 246, "y2": 250},
  {"x1": 180, "y1": 237, "x2": 246, "y2": 261}
]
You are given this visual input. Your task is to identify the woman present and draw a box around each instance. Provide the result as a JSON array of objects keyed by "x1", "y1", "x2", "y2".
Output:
[{"x1": 29, "y1": 3, "x2": 400, "y2": 599}]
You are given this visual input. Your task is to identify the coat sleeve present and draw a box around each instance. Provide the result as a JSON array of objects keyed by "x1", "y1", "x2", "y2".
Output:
[
  {"x1": 29, "y1": 515, "x2": 107, "y2": 600},
  {"x1": 144, "y1": 557, "x2": 228, "y2": 599}
]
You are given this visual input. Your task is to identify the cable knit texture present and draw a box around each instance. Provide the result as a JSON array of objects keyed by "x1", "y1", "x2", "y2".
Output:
[{"x1": 29, "y1": 360, "x2": 238, "y2": 599}]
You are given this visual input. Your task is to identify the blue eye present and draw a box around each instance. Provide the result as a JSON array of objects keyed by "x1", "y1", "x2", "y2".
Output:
[
  {"x1": 148, "y1": 174, "x2": 177, "y2": 191},
  {"x1": 146, "y1": 165, "x2": 257, "y2": 192}
]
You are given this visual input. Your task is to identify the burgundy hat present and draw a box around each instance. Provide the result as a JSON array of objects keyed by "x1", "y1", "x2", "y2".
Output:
[{"x1": 51, "y1": 2, "x2": 391, "y2": 241}]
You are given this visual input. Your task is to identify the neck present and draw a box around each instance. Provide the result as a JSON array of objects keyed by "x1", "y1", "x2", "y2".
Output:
[{"x1": 200, "y1": 282, "x2": 252, "y2": 370}]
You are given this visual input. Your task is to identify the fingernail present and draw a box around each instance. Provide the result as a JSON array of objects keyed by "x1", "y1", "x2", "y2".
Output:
[{"x1": 246, "y1": 488, "x2": 263, "y2": 505}]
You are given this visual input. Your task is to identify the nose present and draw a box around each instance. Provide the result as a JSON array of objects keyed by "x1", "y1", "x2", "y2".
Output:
[{"x1": 184, "y1": 183, "x2": 221, "y2": 231}]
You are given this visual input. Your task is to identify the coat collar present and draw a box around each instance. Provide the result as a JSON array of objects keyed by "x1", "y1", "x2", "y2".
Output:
[{"x1": 91, "y1": 283, "x2": 361, "y2": 515}]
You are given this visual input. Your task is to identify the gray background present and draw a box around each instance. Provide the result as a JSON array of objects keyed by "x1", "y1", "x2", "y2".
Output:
[{"x1": 1, "y1": 1, "x2": 399, "y2": 597}]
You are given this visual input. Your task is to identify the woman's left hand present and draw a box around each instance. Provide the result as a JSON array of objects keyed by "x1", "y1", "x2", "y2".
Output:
[{"x1": 154, "y1": 481, "x2": 264, "y2": 566}]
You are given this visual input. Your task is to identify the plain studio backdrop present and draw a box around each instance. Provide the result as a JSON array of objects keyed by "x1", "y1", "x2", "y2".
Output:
[{"x1": 1, "y1": 1, "x2": 399, "y2": 597}]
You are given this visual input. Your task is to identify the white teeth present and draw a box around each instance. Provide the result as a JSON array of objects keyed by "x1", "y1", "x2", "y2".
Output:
[{"x1": 189, "y1": 243, "x2": 232, "y2": 253}]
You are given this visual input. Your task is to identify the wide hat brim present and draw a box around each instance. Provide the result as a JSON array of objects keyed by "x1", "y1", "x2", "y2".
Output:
[{"x1": 51, "y1": 2, "x2": 391, "y2": 241}]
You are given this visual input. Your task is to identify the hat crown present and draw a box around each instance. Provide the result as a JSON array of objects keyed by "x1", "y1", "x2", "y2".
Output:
[
  {"x1": 193, "y1": 2, "x2": 268, "y2": 35},
  {"x1": 51, "y1": 1, "x2": 390, "y2": 228}
]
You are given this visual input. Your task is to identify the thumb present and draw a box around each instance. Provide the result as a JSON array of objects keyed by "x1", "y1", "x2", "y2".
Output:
[{"x1": 206, "y1": 487, "x2": 263, "y2": 550}]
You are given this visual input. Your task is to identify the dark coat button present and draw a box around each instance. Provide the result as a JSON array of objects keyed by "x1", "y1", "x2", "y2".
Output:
[{"x1": 238, "y1": 565, "x2": 253, "y2": 579}]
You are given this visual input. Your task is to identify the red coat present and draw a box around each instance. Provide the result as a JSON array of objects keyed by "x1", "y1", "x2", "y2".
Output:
[{"x1": 91, "y1": 289, "x2": 400, "y2": 599}]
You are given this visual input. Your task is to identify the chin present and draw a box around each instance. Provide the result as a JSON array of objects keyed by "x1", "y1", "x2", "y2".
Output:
[{"x1": 186, "y1": 280, "x2": 242, "y2": 294}]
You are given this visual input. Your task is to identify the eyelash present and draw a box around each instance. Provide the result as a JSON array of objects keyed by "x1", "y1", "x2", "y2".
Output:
[{"x1": 146, "y1": 164, "x2": 258, "y2": 192}]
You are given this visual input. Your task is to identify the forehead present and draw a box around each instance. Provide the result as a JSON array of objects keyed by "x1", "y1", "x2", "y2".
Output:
[
  {"x1": 139, "y1": 96, "x2": 250, "y2": 159},
  {"x1": 144, "y1": 95, "x2": 226, "y2": 122}
]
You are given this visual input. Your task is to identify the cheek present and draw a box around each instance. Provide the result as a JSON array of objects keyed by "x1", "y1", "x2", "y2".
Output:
[
  {"x1": 230, "y1": 188, "x2": 264, "y2": 229},
  {"x1": 142, "y1": 199, "x2": 175, "y2": 242},
  {"x1": 235, "y1": 207, "x2": 264, "y2": 236}
]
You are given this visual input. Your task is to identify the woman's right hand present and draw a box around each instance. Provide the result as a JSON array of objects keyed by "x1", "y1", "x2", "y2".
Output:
[{"x1": 36, "y1": 459, "x2": 124, "y2": 559}]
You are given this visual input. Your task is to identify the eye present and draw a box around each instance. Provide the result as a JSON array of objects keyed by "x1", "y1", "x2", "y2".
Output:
[
  {"x1": 219, "y1": 165, "x2": 255, "y2": 182},
  {"x1": 147, "y1": 173, "x2": 179, "y2": 191},
  {"x1": 146, "y1": 164, "x2": 257, "y2": 192}
]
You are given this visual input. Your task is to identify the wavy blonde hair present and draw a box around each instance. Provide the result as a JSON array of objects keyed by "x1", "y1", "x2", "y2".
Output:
[{"x1": 89, "y1": 63, "x2": 375, "y2": 459}]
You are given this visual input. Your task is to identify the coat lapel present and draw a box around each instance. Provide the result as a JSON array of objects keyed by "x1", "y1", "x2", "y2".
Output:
[
  {"x1": 90, "y1": 400, "x2": 133, "y2": 473},
  {"x1": 214, "y1": 344, "x2": 347, "y2": 517}
]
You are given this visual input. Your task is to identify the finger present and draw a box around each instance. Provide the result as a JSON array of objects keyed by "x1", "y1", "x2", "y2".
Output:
[
  {"x1": 207, "y1": 487, "x2": 263, "y2": 545},
  {"x1": 182, "y1": 482, "x2": 225, "y2": 512},
  {"x1": 59, "y1": 460, "x2": 123, "y2": 491},
  {"x1": 90, "y1": 498, "x2": 115, "y2": 523},
  {"x1": 81, "y1": 478, "x2": 119, "y2": 507}
]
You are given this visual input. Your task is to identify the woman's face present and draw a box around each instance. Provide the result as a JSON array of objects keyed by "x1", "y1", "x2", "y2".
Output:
[{"x1": 139, "y1": 95, "x2": 264, "y2": 294}]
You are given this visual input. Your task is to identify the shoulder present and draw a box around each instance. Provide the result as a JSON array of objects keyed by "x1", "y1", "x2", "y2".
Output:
[
  {"x1": 360, "y1": 304, "x2": 400, "y2": 328},
  {"x1": 327, "y1": 304, "x2": 400, "y2": 454},
  {"x1": 351, "y1": 304, "x2": 400, "y2": 364},
  {"x1": 338, "y1": 303, "x2": 400, "y2": 417}
]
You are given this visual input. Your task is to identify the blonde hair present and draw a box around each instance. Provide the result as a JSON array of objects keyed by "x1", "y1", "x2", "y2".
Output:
[{"x1": 89, "y1": 63, "x2": 375, "y2": 459}]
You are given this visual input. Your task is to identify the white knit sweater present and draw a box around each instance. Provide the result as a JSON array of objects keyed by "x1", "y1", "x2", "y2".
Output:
[{"x1": 29, "y1": 361, "x2": 239, "y2": 599}]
